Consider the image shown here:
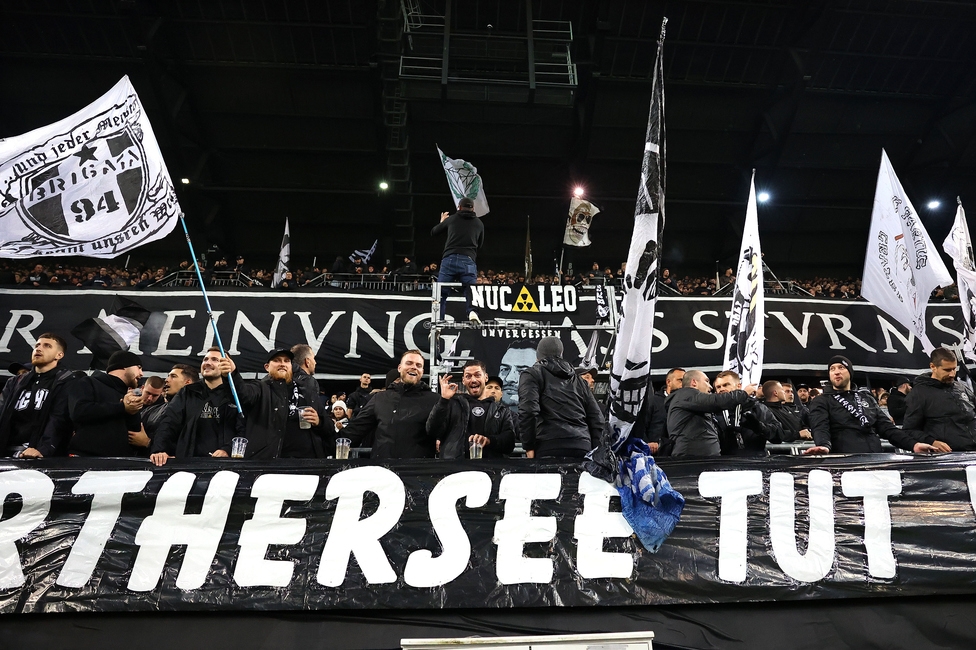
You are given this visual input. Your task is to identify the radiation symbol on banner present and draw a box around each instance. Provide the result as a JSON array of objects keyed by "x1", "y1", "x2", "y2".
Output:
[{"x1": 512, "y1": 286, "x2": 539, "y2": 312}]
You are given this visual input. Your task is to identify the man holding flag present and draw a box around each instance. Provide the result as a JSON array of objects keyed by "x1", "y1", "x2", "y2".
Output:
[{"x1": 431, "y1": 197, "x2": 484, "y2": 322}]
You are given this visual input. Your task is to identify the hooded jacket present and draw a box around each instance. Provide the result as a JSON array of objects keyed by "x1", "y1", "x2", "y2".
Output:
[
  {"x1": 427, "y1": 394, "x2": 516, "y2": 459},
  {"x1": 431, "y1": 208, "x2": 484, "y2": 261},
  {"x1": 150, "y1": 380, "x2": 237, "y2": 458},
  {"x1": 0, "y1": 365, "x2": 79, "y2": 456},
  {"x1": 67, "y1": 371, "x2": 143, "y2": 457},
  {"x1": 765, "y1": 400, "x2": 805, "y2": 442},
  {"x1": 902, "y1": 374, "x2": 976, "y2": 451},
  {"x1": 342, "y1": 380, "x2": 440, "y2": 459},
  {"x1": 810, "y1": 384, "x2": 921, "y2": 453},
  {"x1": 665, "y1": 387, "x2": 751, "y2": 457},
  {"x1": 517, "y1": 357, "x2": 604, "y2": 455}
]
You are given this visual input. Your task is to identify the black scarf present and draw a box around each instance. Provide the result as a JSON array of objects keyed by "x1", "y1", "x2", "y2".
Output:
[{"x1": 833, "y1": 392, "x2": 869, "y2": 427}]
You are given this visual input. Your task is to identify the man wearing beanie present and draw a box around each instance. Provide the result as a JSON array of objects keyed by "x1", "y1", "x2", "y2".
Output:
[
  {"x1": 518, "y1": 336, "x2": 604, "y2": 459},
  {"x1": 67, "y1": 349, "x2": 145, "y2": 457},
  {"x1": 432, "y1": 197, "x2": 485, "y2": 322},
  {"x1": 806, "y1": 355, "x2": 941, "y2": 455}
]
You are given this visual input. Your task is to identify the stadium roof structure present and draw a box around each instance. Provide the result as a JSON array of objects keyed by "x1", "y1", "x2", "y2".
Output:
[{"x1": 3, "y1": 0, "x2": 976, "y2": 277}]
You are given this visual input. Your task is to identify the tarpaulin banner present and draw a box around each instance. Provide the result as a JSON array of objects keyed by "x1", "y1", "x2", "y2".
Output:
[
  {"x1": 0, "y1": 289, "x2": 968, "y2": 381},
  {"x1": 3, "y1": 454, "x2": 976, "y2": 614}
]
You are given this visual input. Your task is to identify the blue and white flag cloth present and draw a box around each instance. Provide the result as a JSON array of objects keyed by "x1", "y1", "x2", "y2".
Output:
[
  {"x1": 943, "y1": 200, "x2": 976, "y2": 360},
  {"x1": 272, "y1": 217, "x2": 290, "y2": 288},
  {"x1": 584, "y1": 17, "x2": 683, "y2": 553},
  {"x1": 723, "y1": 171, "x2": 765, "y2": 386},
  {"x1": 349, "y1": 239, "x2": 378, "y2": 264},
  {"x1": 862, "y1": 149, "x2": 952, "y2": 353},
  {"x1": 436, "y1": 145, "x2": 489, "y2": 217},
  {"x1": 0, "y1": 76, "x2": 181, "y2": 258}
]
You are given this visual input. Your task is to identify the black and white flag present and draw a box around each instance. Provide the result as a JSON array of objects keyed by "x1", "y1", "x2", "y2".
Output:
[
  {"x1": 272, "y1": 218, "x2": 290, "y2": 288},
  {"x1": 0, "y1": 76, "x2": 181, "y2": 258},
  {"x1": 348, "y1": 239, "x2": 378, "y2": 264},
  {"x1": 722, "y1": 171, "x2": 764, "y2": 386},
  {"x1": 861, "y1": 150, "x2": 952, "y2": 353},
  {"x1": 943, "y1": 199, "x2": 976, "y2": 360},
  {"x1": 71, "y1": 297, "x2": 156, "y2": 369}
]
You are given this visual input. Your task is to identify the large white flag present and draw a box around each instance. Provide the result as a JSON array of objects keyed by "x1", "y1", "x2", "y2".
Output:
[
  {"x1": 436, "y1": 146, "x2": 489, "y2": 217},
  {"x1": 862, "y1": 150, "x2": 952, "y2": 353},
  {"x1": 943, "y1": 200, "x2": 976, "y2": 359},
  {"x1": 563, "y1": 197, "x2": 601, "y2": 247},
  {"x1": 0, "y1": 76, "x2": 181, "y2": 258},
  {"x1": 722, "y1": 172, "x2": 765, "y2": 386},
  {"x1": 272, "y1": 217, "x2": 290, "y2": 288}
]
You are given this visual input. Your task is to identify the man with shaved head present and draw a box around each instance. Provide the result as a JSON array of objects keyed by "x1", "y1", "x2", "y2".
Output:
[{"x1": 665, "y1": 369, "x2": 752, "y2": 457}]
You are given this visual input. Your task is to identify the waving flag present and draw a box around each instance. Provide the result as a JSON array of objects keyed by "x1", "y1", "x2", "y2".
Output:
[
  {"x1": 436, "y1": 146, "x2": 489, "y2": 217},
  {"x1": 861, "y1": 150, "x2": 952, "y2": 353},
  {"x1": 348, "y1": 239, "x2": 378, "y2": 264},
  {"x1": 563, "y1": 197, "x2": 601, "y2": 247},
  {"x1": 723, "y1": 171, "x2": 765, "y2": 385},
  {"x1": 943, "y1": 199, "x2": 976, "y2": 359},
  {"x1": 584, "y1": 18, "x2": 684, "y2": 553},
  {"x1": 272, "y1": 218, "x2": 290, "y2": 288},
  {"x1": 0, "y1": 76, "x2": 181, "y2": 258}
]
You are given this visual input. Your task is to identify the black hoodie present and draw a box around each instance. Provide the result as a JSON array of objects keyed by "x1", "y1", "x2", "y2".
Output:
[
  {"x1": 431, "y1": 208, "x2": 484, "y2": 261},
  {"x1": 518, "y1": 356, "x2": 604, "y2": 456},
  {"x1": 903, "y1": 374, "x2": 976, "y2": 451}
]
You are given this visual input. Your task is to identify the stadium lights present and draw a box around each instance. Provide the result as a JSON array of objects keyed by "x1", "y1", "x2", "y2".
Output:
[
  {"x1": 927, "y1": 200, "x2": 941, "y2": 210},
  {"x1": 573, "y1": 186, "x2": 584, "y2": 198},
  {"x1": 379, "y1": 181, "x2": 389, "y2": 191},
  {"x1": 757, "y1": 191, "x2": 770, "y2": 203},
  {"x1": 180, "y1": 178, "x2": 190, "y2": 185}
]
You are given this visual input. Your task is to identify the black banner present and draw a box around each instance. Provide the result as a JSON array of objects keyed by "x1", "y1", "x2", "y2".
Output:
[
  {"x1": 0, "y1": 289, "x2": 968, "y2": 380},
  {"x1": 3, "y1": 454, "x2": 976, "y2": 614}
]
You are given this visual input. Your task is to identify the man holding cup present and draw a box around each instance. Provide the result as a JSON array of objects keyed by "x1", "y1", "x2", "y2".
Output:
[
  {"x1": 222, "y1": 349, "x2": 327, "y2": 459},
  {"x1": 427, "y1": 360, "x2": 516, "y2": 459}
]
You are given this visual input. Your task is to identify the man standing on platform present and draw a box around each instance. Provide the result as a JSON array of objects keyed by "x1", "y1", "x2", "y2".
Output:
[{"x1": 432, "y1": 197, "x2": 484, "y2": 322}]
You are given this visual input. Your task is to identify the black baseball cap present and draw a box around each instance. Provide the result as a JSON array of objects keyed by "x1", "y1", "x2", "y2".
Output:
[{"x1": 266, "y1": 348, "x2": 294, "y2": 363}]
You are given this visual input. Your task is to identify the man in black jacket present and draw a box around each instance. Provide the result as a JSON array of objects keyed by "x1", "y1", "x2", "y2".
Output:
[
  {"x1": 67, "y1": 350, "x2": 145, "y2": 457},
  {"x1": 887, "y1": 376, "x2": 912, "y2": 425},
  {"x1": 0, "y1": 333, "x2": 77, "y2": 457},
  {"x1": 345, "y1": 373, "x2": 373, "y2": 413},
  {"x1": 763, "y1": 380, "x2": 810, "y2": 442},
  {"x1": 666, "y1": 370, "x2": 752, "y2": 457},
  {"x1": 228, "y1": 348, "x2": 326, "y2": 459},
  {"x1": 427, "y1": 359, "x2": 516, "y2": 459},
  {"x1": 149, "y1": 347, "x2": 237, "y2": 466},
  {"x1": 806, "y1": 355, "x2": 941, "y2": 455},
  {"x1": 713, "y1": 371, "x2": 783, "y2": 456},
  {"x1": 432, "y1": 197, "x2": 485, "y2": 321},
  {"x1": 518, "y1": 337, "x2": 603, "y2": 459},
  {"x1": 343, "y1": 349, "x2": 440, "y2": 459},
  {"x1": 902, "y1": 348, "x2": 972, "y2": 451}
]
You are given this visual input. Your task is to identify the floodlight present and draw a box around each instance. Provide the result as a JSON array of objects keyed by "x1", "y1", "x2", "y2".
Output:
[
  {"x1": 757, "y1": 191, "x2": 770, "y2": 203},
  {"x1": 379, "y1": 181, "x2": 389, "y2": 190},
  {"x1": 927, "y1": 200, "x2": 940, "y2": 210},
  {"x1": 573, "y1": 187, "x2": 584, "y2": 197}
]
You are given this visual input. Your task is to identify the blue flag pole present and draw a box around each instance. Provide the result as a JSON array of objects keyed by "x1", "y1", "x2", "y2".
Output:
[{"x1": 176, "y1": 213, "x2": 245, "y2": 419}]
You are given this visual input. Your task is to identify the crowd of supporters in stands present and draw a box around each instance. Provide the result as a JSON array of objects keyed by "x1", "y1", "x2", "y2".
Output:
[{"x1": 0, "y1": 258, "x2": 957, "y2": 300}]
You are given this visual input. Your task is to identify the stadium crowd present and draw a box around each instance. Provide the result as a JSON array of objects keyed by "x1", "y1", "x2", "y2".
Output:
[
  {"x1": 1, "y1": 330, "x2": 971, "y2": 466},
  {"x1": 1, "y1": 258, "x2": 956, "y2": 300}
]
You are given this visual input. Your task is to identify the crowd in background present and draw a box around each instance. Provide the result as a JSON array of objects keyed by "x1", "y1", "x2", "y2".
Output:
[{"x1": 0, "y1": 258, "x2": 958, "y2": 301}]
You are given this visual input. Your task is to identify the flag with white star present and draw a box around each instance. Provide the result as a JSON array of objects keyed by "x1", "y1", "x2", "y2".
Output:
[{"x1": 0, "y1": 75, "x2": 182, "y2": 258}]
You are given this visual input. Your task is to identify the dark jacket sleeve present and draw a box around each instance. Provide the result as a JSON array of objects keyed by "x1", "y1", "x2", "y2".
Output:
[
  {"x1": 431, "y1": 217, "x2": 450, "y2": 237},
  {"x1": 901, "y1": 390, "x2": 925, "y2": 440},
  {"x1": 35, "y1": 377, "x2": 77, "y2": 457},
  {"x1": 68, "y1": 377, "x2": 126, "y2": 425},
  {"x1": 426, "y1": 397, "x2": 454, "y2": 441},
  {"x1": 876, "y1": 415, "x2": 921, "y2": 451},
  {"x1": 582, "y1": 385, "x2": 605, "y2": 448},
  {"x1": 809, "y1": 396, "x2": 832, "y2": 449},
  {"x1": 487, "y1": 405, "x2": 516, "y2": 455},
  {"x1": 342, "y1": 394, "x2": 378, "y2": 447},
  {"x1": 751, "y1": 402, "x2": 784, "y2": 443},
  {"x1": 151, "y1": 395, "x2": 185, "y2": 455},
  {"x1": 681, "y1": 389, "x2": 750, "y2": 413},
  {"x1": 517, "y1": 369, "x2": 541, "y2": 451},
  {"x1": 229, "y1": 371, "x2": 262, "y2": 409}
]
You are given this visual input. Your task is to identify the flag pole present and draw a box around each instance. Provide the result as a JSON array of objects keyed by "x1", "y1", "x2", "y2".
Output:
[{"x1": 177, "y1": 213, "x2": 245, "y2": 418}]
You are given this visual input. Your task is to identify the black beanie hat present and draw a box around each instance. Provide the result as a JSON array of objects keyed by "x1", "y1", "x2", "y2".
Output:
[
  {"x1": 107, "y1": 350, "x2": 141, "y2": 372},
  {"x1": 828, "y1": 355, "x2": 853, "y2": 375}
]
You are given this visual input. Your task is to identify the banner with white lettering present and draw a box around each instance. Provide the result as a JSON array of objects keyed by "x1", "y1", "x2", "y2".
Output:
[
  {"x1": 3, "y1": 454, "x2": 976, "y2": 614},
  {"x1": 0, "y1": 290, "x2": 971, "y2": 383},
  {"x1": 0, "y1": 76, "x2": 181, "y2": 258}
]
